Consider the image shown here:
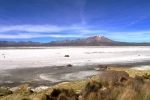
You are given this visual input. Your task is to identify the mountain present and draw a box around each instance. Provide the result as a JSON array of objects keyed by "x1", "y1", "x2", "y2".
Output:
[
  {"x1": 84, "y1": 36, "x2": 115, "y2": 43},
  {"x1": 1, "y1": 36, "x2": 150, "y2": 46},
  {"x1": 46, "y1": 36, "x2": 117, "y2": 46},
  {"x1": 46, "y1": 36, "x2": 150, "y2": 46},
  {"x1": 0, "y1": 41, "x2": 42, "y2": 47}
]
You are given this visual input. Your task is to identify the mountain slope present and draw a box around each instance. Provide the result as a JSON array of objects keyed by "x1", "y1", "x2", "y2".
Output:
[
  {"x1": 84, "y1": 36, "x2": 115, "y2": 43},
  {"x1": 47, "y1": 36, "x2": 117, "y2": 46}
]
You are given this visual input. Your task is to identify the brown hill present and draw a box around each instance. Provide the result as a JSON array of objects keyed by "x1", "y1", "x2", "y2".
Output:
[
  {"x1": 48, "y1": 36, "x2": 117, "y2": 46},
  {"x1": 84, "y1": 36, "x2": 115, "y2": 43}
]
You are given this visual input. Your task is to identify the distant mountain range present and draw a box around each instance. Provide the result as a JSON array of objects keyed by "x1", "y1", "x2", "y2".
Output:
[{"x1": 0, "y1": 36, "x2": 150, "y2": 46}]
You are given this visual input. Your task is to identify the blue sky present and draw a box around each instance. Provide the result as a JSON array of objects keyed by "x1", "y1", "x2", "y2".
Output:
[{"x1": 0, "y1": 0, "x2": 150, "y2": 43}]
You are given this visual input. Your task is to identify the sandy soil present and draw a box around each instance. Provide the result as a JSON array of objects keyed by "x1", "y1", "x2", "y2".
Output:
[{"x1": 0, "y1": 46, "x2": 150, "y2": 88}]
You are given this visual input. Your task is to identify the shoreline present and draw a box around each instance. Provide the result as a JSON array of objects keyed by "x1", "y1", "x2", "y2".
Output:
[{"x1": 1, "y1": 61, "x2": 150, "y2": 88}]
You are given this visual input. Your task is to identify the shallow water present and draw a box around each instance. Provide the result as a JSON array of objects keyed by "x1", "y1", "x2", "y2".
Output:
[{"x1": 0, "y1": 65, "x2": 100, "y2": 87}]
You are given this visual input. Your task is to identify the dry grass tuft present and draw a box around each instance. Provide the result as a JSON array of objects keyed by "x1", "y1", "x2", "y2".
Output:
[
  {"x1": 0, "y1": 87, "x2": 12, "y2": 96},
  {"x1": 1, "y1": 66, "x2": 150, "y2": 100}
]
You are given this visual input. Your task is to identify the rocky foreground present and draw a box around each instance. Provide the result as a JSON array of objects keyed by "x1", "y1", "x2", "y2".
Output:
[{"x1": 1, "y1": 67, "x2": 150, "y2": 100}]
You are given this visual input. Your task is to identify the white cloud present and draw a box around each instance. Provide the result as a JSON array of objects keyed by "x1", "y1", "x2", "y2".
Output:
[
  {"x1": 0, "y1": 24, "x2": 90, "y2": 38},
  {"x1": 0, "y1": 25, "x2": 83, "y2": 33},
  {"x1": 108, "y1": 31, "x2": 150, "y2": 42},
  {"x1": 0, "y1": 24, "x2": 150, "y2": 42},
  {"x1": 0, "y1": 33, "x2": 88, "y2": 39},
  {"x1": 0, "y1": 24, "x2": 105, "y2": 39}
]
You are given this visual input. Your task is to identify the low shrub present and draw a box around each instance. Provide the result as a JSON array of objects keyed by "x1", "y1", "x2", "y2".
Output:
[
  {"x1": 142, "y1": 73, "x2": 150, "y2": 79},
  {"x1": 81, "y1": 81, "x2": 102, "y2": 99},
  {"x1": 134, "y1": 75, "x2": 144, "y2": 83},
  {"x1": 0, "y1": 87, "x2": 12, "y2": 96}
]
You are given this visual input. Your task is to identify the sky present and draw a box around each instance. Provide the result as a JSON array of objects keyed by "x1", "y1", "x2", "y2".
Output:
[{"x1": 0, "y1": 0, "x2": 150, "y2": 43}]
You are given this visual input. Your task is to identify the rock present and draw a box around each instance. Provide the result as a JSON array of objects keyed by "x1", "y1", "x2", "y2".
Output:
[
  {"x1": 99, "y1": 70, "x2": 129, "y2": 83},
  {"x1": 66, "y1": 64, "x2": 72, "y2": 67},
  {"x1": 64, "y1": 55, "x2": 69, "y2": 57},
  {"x1": 63, "y1": 64, "x2": 72, "y2": 68}
]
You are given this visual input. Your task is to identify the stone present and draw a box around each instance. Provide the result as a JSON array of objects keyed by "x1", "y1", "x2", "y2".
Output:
[{"x1": 64, "y1": 55, "x2": 69, "y2": 57}]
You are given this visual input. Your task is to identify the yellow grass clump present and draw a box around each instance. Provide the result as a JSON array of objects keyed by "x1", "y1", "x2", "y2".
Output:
[{"x1": 1, "y1": 66, "x2": 150, "y2": 100}]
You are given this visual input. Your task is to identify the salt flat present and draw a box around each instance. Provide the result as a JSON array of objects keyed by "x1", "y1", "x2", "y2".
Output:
[
  {"x1": 0, "y1": 46, "x2": 150, "y2": 69},
  {"x1": 0, "y1": 46, "x2": 150, "y2": 88}
]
